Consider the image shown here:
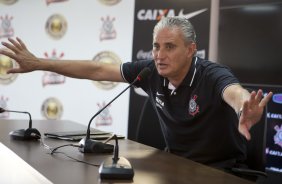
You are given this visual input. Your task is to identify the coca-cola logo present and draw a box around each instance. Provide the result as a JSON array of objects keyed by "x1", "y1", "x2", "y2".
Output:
[{"x1": 136, "y1": 50, "x2": 153, "y2": 60}]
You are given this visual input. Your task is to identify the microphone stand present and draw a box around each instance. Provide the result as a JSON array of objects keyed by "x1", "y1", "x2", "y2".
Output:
[
  {"x1": 99, "y1": 134, "x2": 134, "y2": 180},
  {"x1": 78, "y1": 78, "x2": 138, "y2": 153},
  {"x1": 78, "y1": 67, "x2": 151, "y2": 153},
  {"x1": 0, "y1": 108, "x2": 41, "y2": 140}
]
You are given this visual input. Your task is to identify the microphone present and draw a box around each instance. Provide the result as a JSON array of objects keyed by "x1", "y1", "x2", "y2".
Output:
[
  {"x1": 99, "y1": 134, "x2": 134, "y2": 180},
  {"x1": 78, "y1": 67, "x2": 151, "y2": 153},
  {"x1": 0, "y1": 107, "x2": 41, "y2": 140}
]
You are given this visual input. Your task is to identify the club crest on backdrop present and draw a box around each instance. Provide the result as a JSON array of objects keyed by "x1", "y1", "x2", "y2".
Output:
[
  {"x1": 42, "y1": 49, "x2": 66, "y2": 87},
  {"x1": 100, "y1": 16, "x2": 117, "y2": 41},
  {"x1": 0, "y1": 49, "x2": 18, "y2": 85},
  {"x1": 95, "y1": 101, "x2": 113, "y2": 127},
  {"x1": 41, "y1": 97, "x2": 63, "y2": 120},
  {"x1": 98, "y1": 0, "x2": 121, "y2": 6},
  {"x1": 92, "y1": 51, "x2": 121, "y2": 90},
  {"x1": 45, "y1": 0, "x2": 68, "y2": 6},
  {"x1": 0, "y1": 0, "x2": 18, "y2": 5},
  {"x1": 0, "y1": 14, "x2": 14, "y2": 39},
  {"x1": 45, "y1": 14, "x2": 67, "y2": 40}
]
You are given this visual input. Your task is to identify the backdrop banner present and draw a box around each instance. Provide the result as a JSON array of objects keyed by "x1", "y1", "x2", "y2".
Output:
[
  {"x1": 128, "y1": 0, "x2": 211, "y2": 144},
  {"x1": 0, "y1": 0, "x2": 135, "y2": 137}
]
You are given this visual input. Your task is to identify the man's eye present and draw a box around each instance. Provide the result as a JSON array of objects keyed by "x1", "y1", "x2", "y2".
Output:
[
  {"x1": 166, "y1": 45, "x2": 175, "y2": 49},
  {"x1": 153, "y1": 45, "x2": 159, "y2": 50}
]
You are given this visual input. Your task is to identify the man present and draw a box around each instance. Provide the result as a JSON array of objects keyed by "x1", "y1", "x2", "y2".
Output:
[{"x1": 0, "y1": 17, "x2": 272, "y2": 171}]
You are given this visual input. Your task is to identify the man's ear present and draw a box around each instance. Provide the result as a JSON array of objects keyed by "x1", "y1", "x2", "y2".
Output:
[{"x1": 187, "y1": 42, "x2": 197, "y2": 58}]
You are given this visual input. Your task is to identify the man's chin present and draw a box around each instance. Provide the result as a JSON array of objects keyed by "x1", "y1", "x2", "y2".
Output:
[{"x1": 157, "y1": 70, "x2": 169, "y2": 78}]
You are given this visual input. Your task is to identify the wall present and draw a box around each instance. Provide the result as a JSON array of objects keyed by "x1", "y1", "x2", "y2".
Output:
[{"x1": 0, "y1": 0, "x2": 135, "y2": 137}]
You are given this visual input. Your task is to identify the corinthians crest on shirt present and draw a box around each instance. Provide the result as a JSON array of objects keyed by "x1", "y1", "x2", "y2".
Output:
[
  {"x1": 189, "y1": 95, "x2": 199, "y2": 116},
  {"x1": 42, "y1": 49, "x2": 66, "y2": 87}
]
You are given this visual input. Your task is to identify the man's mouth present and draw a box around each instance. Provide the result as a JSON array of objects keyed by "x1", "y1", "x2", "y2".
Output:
[{"x1": 157, "y1": 63, "x2": 168, "y2": 69}]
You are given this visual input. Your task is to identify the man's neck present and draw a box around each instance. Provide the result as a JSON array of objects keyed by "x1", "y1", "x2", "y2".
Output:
[
  {"x1": 167, "y1": 78, "x2": 182, "y2": 88},
  {"x1": 168, "y1": 61, "x2": 193, "y2": 87}
]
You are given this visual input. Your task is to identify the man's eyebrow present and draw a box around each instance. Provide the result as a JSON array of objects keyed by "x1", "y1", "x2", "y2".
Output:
[
  {"x1": 164, "y1": 42, "x2": 176, "y2": 46},
  {"x1": 154, "y1": 41, "x2": 174, "y2": 44}
]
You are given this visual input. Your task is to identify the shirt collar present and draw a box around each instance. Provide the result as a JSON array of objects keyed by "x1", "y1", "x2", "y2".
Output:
[{"x1": 162, "y1": 56, "x2": 198, "y2": 87}]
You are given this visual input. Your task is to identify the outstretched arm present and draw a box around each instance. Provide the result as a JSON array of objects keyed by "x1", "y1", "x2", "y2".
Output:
[
  {"x1": 223, "y1": 84, "x2": 273, "y2": 140},
  {"x1": 0, "y1": 37, "x2": 124, "y2": 82}
]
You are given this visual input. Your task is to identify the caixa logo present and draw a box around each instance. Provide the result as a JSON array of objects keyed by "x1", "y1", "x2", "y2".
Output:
[
  {"x1": 137, "y1": 8, "x2": 207, "y2": 21},
  {"x1": 273, "y1": 94, "x2": 282, "y2": 104}
]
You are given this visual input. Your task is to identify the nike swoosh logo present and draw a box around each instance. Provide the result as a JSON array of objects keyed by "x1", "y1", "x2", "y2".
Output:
[
  {"x1": 178, "y1": 8, "x2": 208, "y2": 19},
  {"x1": 156, "y1": 92, "x2": 165, "y2": 96}
]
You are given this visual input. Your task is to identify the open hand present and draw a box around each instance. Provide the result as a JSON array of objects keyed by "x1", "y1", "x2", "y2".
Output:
[
  {"x1": 238, "y1": 89, "x2": 273, "y2": 140},
  {"x1": 0, "y1": 37, "x2": 39, "y2": 74}
]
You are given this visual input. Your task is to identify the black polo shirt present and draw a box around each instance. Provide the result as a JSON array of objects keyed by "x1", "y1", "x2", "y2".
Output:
[{"x1": 121, "y1": 57, "x2": 247, "y2": 169}]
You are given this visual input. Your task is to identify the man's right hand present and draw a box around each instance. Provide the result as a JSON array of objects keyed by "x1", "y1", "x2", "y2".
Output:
[{"x1": 0, "y1": 37, "x2": 39, "y2": 74}]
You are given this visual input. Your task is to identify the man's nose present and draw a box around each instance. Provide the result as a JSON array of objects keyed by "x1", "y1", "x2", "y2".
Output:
[{"x1": 156, "y1": 48, "x2": 166, "y2": 58}]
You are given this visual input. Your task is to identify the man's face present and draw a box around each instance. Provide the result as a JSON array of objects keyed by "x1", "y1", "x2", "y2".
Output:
[{"x1": 152, "y1": 27, "x2": 195, "y2": 81}]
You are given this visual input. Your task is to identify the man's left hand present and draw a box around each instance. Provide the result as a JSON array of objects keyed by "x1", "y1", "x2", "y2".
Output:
[{"x1": 238, "y1": 89, "x2": 273, "y2": 140}]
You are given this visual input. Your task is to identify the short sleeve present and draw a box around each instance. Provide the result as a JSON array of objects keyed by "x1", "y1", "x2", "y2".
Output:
[
  {"x1": 205, "y1": 63, "x2": 239, "y2": 98},
  {"x1": 121, "y1": 60, "x2": 154, "y2": 87}
]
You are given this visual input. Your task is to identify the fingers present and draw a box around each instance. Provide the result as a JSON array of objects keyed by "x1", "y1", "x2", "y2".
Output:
[
  {"x1": 252, "y1": 89, "x2": 273, "y2": 108},
  {"x1": 260, "y1": 91, "x2": 273, "y2": 107},
  {"x1": 0, "y1": 49, "x2": 16, "y2": 60},
  {"x1": 1, "y1": 41, "x2": 20, "y2": 54},
  {"x1": 248, "y1": 91, "x2": 256, "y2": 107},
  {"x1": 16, "y1": 37, "x2": 27, "y2": 50},
  {"x1": 8, "y1": 37, "x2": 22, "y2": 51},
  {"x1": 248, "y1": 89, "x2": 267, "y2": 108},
  {"x1": 255, "y1": 89, "x2": 263, "y2": 103},
  {"x1": 0, "y1": 37, "x2": 28, "y2": 61},
  {"x1": 1, "y1": 37, "x2": 26, "y2": 54}
]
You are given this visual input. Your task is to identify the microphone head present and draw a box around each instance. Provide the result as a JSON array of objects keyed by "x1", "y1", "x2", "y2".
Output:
[{"x1": 137, "y1": 67, "x2": 151, "y2": 81}]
